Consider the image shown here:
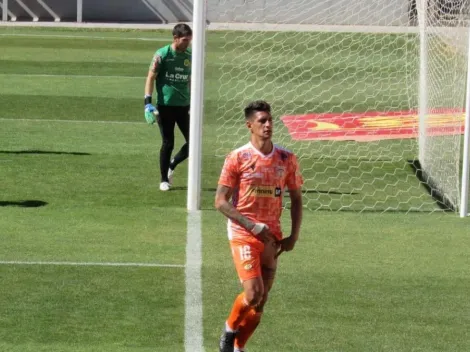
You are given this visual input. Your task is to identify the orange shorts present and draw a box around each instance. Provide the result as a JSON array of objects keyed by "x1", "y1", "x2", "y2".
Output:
[
  {"x1": 229, "y1": 232, "x2": 281, "y2": 282},
  {"x1": 230, "y1": 235, "x2": 264, "y2": 282}
]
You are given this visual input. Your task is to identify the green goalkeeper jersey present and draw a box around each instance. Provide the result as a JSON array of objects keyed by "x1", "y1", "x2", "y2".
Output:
[{"x1": 150, "y1": 44, "x2": 191, "y2": 107}]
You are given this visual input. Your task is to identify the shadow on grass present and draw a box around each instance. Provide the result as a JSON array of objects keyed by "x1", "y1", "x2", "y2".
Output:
[
  {"x1": 0, "y1": 200, "x2": 48, "y2": 208},
  {"x1": 407, "y1": 159, "x2": 454, "y2": 212},
  {"x1": 0, "y1": 150, "x2": 91, "y2": 156}
]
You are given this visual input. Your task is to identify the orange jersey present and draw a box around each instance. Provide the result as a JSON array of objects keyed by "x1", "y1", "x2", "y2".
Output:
[{"x1": 218, "y1": 142, "x2": 303, "y2": 239}]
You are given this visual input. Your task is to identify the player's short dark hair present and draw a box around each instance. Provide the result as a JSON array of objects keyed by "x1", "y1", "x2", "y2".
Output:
[
  {"x1": 244, "y1": 100, "x2": 271, "y2": 119},
  {"x1": 173, "y1": 23, "x2": 192, "y2": 38}
]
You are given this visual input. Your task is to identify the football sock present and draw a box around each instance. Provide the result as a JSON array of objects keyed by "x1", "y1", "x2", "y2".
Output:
[
  {"x1": 226, "y1": 292, "x2": 252, "y2": 331},
  {"x1": 234, "y1": 308, "x2": 262, "y2": 349}
]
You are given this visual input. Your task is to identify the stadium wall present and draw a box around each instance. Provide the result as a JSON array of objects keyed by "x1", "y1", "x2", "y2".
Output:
[{"x1": 1, "y1": 0, "x2": 414, "y2": 26}]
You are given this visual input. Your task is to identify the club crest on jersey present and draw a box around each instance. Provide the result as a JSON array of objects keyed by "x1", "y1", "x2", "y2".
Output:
[
  {"x1": 241, "y1": 152, "x2": 252, "y2": 160},
  {"x1": 275, "y1": 166, "x2": 285, "y2": 177},
  {"x1": 184, "y1": 59, "x2": 190, "y2": 66},
  {"x1": 280, "y1": 152, "x2": 288, "y2": 161}
]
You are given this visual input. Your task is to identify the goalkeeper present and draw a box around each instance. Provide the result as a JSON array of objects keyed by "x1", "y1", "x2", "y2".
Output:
[{"x1": 144, "y1": 23, "x2": 192, "y2": 191}]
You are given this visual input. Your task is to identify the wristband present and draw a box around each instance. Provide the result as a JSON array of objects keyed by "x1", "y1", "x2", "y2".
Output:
[
  {"x1": 251, "y1": 223, "x2": 267, "y2": 235},
  {"x1": 144, "y1": 95, "x2": 152, "y2": 105}
]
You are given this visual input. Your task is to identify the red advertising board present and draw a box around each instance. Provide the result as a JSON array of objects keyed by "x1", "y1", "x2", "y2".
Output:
[{"x1": 280, "y1": 110, "x2": 465, "y2": 142}]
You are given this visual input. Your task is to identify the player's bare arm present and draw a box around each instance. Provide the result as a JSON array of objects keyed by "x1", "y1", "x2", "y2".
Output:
[
  {"x1": 289, "y1": 188, "x2": 303, "y2": 241},
  {"x1": 215, "y1": 184, "x2": 274, "y2": 242},
  {"x1": 276, "y1": 188, "x2": 302, "y2": 257},
  {"x1": 215, "y1": 184, "x2": 255, "y2": 230},
  {"x1": 145, "y1": 53, "x2": 160, "y2": 97},
  {"x1": 145, "y1": 69, "x2": 157, "y2": 97}
]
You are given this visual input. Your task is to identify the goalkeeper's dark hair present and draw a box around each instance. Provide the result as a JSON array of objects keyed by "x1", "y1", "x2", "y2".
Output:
[
  {"x1": 244, "y1": 100, "x2": 271, "y2": 120},
  {"x1": 173, "y1": 23, "x2": 192, "y2": 38}
]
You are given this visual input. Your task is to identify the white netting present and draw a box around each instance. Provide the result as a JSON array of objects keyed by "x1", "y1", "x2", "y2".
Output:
[
  {"x1": 209, "y1": 0, "x2": 468, "y2": 212},
  {"x1": 417, "y1": 0, "x2": 469, "y2": 210}
]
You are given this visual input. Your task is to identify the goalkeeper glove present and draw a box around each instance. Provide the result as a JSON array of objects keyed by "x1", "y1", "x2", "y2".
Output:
[
  {"x1": 144, "y1": 104, "x2": 157, "y2": 124},
  {"x1": 144, "y1": 94, "x2": 158, "y2": 124}
]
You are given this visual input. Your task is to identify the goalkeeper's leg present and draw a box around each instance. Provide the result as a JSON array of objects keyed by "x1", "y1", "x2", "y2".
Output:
[
  {"x1": 157, "y1": 106, "x2": 176, "y2": 186},
  {"x1": 169, "y1": 106, "x2": 190, "y2": 171}
]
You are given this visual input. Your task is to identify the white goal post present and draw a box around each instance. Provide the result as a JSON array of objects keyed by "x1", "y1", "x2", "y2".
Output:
[{"x1": 187, "y1": 0, "x2": 207, "y2": 211}]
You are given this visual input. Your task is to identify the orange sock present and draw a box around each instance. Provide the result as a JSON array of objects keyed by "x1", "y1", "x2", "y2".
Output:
[
  {"x1": 234, "y1": 308, "x2": 262, "y2": 349},
  {"x1": 226, "y1": 292, "x2": 252, "y2": 331}
]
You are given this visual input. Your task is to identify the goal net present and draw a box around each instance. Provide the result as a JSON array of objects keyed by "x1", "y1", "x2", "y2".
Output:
[
  {"x1": 208, "y1": 0, "x2": 469, "y2": 212},
  {"x1": 417, "y1": 0, "x2": 469, "y2": 211}
]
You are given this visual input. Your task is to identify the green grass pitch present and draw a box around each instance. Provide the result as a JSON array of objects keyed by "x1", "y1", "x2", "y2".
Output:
[{"x1": 1, "y1": 26, "x2": 470, "y2": 352}]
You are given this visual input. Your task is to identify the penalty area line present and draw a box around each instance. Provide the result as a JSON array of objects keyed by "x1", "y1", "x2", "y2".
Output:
[{"x1": 0, "y1": 260, "x2": 184, "y2": 268}]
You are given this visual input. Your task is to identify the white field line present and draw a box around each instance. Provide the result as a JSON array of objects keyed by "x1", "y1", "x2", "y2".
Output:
[
  {"x1": 185, "y1": 211, "x2": 204, "y2": 352},
  {"x1": 0, "y1": 118, "x2": 145, "y2": 125},
  {"x1": 1, "y1": 73, "x2": 143, "y2": 79},
  {"x1": 0, "y1": 260, "x2": 184, "y2": 268},
  {"x1": 0, "y1": 33, "x2": 169, "y2": 41}
]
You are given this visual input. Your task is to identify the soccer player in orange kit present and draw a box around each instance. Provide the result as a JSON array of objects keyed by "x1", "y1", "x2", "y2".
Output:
[{"x1": 215, "y1": 100, "x2": 303, "y2": 352}]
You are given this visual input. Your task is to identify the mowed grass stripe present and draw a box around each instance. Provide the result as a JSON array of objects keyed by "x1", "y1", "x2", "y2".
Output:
[
  {"x1": 0, "y1": 265, "x2": 185, "y2": 351},
  {"x1": 0, "y1": 75, "x2": 142, "y2": 98},
  {"x1": 0, "y1": 260, "x2": 185, "y2": 268},
  {"x1": 0, "y1": 60, "x2": 149, "y2": 76},
  {"x1": 1, "y1": 73, "x2": 143, "y2": 79},
  {"x1": 0, "y1": 33, "x2": 171, "y2": 41},
  {"x1": 0, "y1": 95, "x2": 140, "y2": 121},
  {"x1": 1, "y1": 119, "x2": 188, "y2": 264},
  {"x1": 0, "y1": 36, "x2": 170, "y2": 50}
]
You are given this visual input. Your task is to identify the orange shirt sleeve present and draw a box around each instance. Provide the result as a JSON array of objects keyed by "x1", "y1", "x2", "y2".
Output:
[
  {"x1": 218, "y1": 152, "x2": 239, "y2": 189},
  {"x1": 286, "y1": 154, "x2": 303, "y2": 190}
]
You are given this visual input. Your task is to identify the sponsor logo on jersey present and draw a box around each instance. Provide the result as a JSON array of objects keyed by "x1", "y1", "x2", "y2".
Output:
[
  {"x1": 248, "y1": 186, "x2": 282, "y2": 197},
  {"x1": 165, "y1": 72, "x2": 189, "y2": 81},
  {"x1": 175, "y1": 67, "x2": 184, "y2": 72}
]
